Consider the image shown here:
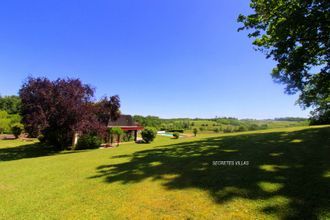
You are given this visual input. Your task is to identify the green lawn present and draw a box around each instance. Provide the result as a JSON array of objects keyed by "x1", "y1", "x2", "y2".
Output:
[{"x1": 1, "y1": 126, "x2": 329, "y2": 219}]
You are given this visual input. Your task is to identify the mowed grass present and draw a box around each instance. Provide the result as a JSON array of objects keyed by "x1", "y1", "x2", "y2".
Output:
[{"x1": 0, "y1": 126, "x2": 329, "y2": 219}]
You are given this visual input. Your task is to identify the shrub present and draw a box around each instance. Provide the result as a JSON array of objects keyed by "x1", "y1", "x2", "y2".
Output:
[
  {"x1": 238, "y1": 125, "x2": 248, "y2": 132},
  {"x1": 122, "y1": 131, "x2": 133, "y2": 142},
  {"x1": 11, "y1": 123, "x2": 23, "y2": 138},
  {"x1": 248, "y1": 124, "x2": 259, "y2": 131},
  {"x1": 0, "y1": 110, "x2": 10, "y2": 134},
  {"x1": 38, "y1": 134, "x2": 46, "y2": 143},
  {"x1": 109, "y1": 127, "x2": 124, "y2": 146},
  {"x1": 76, "y1": 134, "x2": 102, "y2": 149},
  {"x1": 199, "y1": 127, "x2": 204, "y2": 131},
  {"x1": 141, "y1": 127, "x2": 157, "y2": 143},
  {"x1": 223, "y1": 127, "x2": 233, "y2": 133},
  {"x1": 173, "y1": 132, "x2": 180, "y2": 139},
  {"x1": 260, "y1": 124, "x2": 268, "y2": 130},
  {"x1": 193, "y1": 128, "x2": 198, "y2": 136},
  {"x1": 213, "y1": 128, "x2": 220, "y2": 133}
]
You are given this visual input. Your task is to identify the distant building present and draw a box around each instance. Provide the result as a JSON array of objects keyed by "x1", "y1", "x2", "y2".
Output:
[{"x1": 108, "y1": 115, "x2": 144, "y2": 141}]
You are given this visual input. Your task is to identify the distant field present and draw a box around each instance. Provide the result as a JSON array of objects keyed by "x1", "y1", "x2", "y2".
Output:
[
  {"x1": 183, "y1": 119, "x2": 309, "y2": 134},
  {"x1": 188, "y1": 119, "x2": 308, "y2": 127},
  {"x1": 0, "y1": 125, "x2": 329, "y2": 219}
]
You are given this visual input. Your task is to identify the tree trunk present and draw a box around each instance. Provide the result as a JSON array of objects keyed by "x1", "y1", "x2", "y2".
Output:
[{"x1": 72, "y1": 132, "x2": 79, "y2": 150}]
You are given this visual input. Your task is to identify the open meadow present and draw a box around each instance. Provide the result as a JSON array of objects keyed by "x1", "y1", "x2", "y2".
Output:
[{"x1": 1, "y1": 125, "x2": 329, "y2": 219}]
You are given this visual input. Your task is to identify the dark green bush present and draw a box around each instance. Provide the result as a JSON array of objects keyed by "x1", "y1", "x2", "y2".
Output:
[
  {"x1": 141, "y1": 127, "x2": 157, "y2": 143},
  {"x1": 193, "y1": 128, "x2": 198, "y2": 136},
  {"x1": 38, "y1": 134, "x2": 46, "y2": 143},
  {"x1": 11, "y1": 123, "x2": 23, "y2": 138},
  {"x1": 173, "y1": 132, "x2": 180, "y2": 139},
  {"x1": 76, "y1": 134, "x2": 102, "y2": 149}
]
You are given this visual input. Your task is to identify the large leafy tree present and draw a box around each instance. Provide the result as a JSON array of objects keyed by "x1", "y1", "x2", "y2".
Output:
[
  {"x1": 95, "y1": 95, "x2": 121, "y2": 126},
  {"x1": 94, "y1": 95, "x2": 121, "y2": 141},
  {"x1": 238, "y1": 0, "x2": 330, "y2": 124},
  {"x1": 19, "y1": 77, "x2": 120, "y2": 148}
]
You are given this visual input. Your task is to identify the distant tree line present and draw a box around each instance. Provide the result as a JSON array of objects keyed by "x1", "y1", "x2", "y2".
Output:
[
  {"x1": 274, "y1": 117, "x2": 308, "y2": 122},
  {"x1": 132, "y1": 115, "x2": 308, "y2": 133}
]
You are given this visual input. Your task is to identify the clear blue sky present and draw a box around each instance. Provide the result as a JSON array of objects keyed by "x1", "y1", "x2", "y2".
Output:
[{"x1": 0, "y1": 0, "x2": 309, "y2": 119}]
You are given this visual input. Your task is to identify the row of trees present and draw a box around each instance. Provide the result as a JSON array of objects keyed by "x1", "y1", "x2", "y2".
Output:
[
  {"x1": 19, "y1": 77, "x2": 120, "y2": 149},
  {"x1": 132, "y1": 115, "x2": 306, "y2": 133}
]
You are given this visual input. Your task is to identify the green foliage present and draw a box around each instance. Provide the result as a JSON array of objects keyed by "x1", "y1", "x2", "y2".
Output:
[
  {"x1": 141, "y1": 127, "x2": 157, "y2": 143},
  {"x1": 133, "y1": 115, "x2": 162, "y2": 129},
  {"x1": 223, "y1": 127, "x2": 233, "y2": 133},
  {"x1": 37, "y1": 134, "x2": 46, "y2": 143},
  {"x1": 11, "y1": 123, "x2": 24, "y2": 138},
  {"x1": 238, "y1": 125, "x2": 248, "y2": 132},
  {"x1": 275, "y1": 117, "x2": 308, "y2": 122},
  {"x1": 0, "y1": 95, "x2": 21, "y2": 114},
  {"x1": 110, "y1": 127, "x2": 124, "y2": 136},
  {"x1": 134, "y1": 116, "x2": 308, "y2": 134},
  {"x1": 0, "y1": 111, "x2": 10, "y2": 134},
  {"x1": 135, "y1": 116, "x2": 308, "y2": 135},
  {"x1": 109, "y1": 127, "x2": 124, "y2": 145},
  {"x1": 134, "y1": 115, "x2": 192, "y2": 131},
  {"x1": 310, "y1": 103, "x2": 330, "y2": 125},
  {"x1": 173, "y1": 132, "x2": 180, "y2": 139},
  {"x1": 122, "y1": 132, "x2": 134, "y2": 142},
  {"x1": 260, "y1": 124, "x2": 268, "y2": 130},
  {"x1": 213, "y1": 128, "x2": 220, "y2": 133},
  {"x1": 0, "y1": 110, "x2": 21, "y2": 134},
  {"x1": 248, "y1": 124, "x2": 259, "y2": 131},
  {"x1": 76, "y1": 134, "x2": 102, "y2": 149},
  {"x1": 238, "y1": 0, "x2": 330, "y2": 124},
  {"x1": 193, "y1": 128, "x2": 198, "y2": 136}
]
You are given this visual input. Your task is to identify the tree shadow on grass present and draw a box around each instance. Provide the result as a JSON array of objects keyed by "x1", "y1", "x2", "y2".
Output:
[
  {"x1": 0, "y1": 142, "x2": 62, "y2": 162},
  {"x1": 89, "y1": 127, "x2": 330, "y2": 219}
]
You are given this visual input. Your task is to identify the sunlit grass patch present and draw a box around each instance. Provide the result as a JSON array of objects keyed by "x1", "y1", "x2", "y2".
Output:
[
  {"x1": 323, "y1": 171, "x2": 330, "y2": 178},
  {"x1": 290, "y1": 139, "x2": 303, "y2": 143},
  {"x1": 0, "y1": 125, "x2": 329, "y2": 219},
  {"x1": 259, "y1": 164, "x2": 289, "y2": 172},
  {"x1": 258, "y1": 181, "x2": 284, "y2": 193}
]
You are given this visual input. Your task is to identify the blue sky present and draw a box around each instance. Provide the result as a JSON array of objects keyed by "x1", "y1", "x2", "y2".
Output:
[{"x1": 0, "y1": 0, "x2": 309, "y2": 119}]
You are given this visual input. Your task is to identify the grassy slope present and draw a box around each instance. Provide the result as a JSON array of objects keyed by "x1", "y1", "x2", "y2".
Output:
[{"x1": 0, "y1": 126, "x2": 329, "y2": 219}]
